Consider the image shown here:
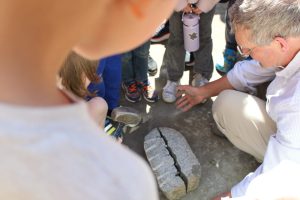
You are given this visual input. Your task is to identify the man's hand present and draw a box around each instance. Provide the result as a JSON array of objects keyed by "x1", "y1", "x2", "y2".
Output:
[
  {"x1": 176, "y1": 85, "x2": 206, "y2": 112},
  {"x1": 212, "y1": 191, "x2": 232, "y2": 200}
]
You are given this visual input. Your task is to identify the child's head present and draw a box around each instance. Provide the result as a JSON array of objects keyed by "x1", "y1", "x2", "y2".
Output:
[
  {"x1": 67, "y1": 0, "x2": 178, "y2": 60},
  {"x1": 1, "y1": 0, "x2": 177, "y2": 65},
  {"x1": 0, "y1": 0, "x2": 177, "y2": 105},
  {"x1": 59, "y1": 52, "x2": 100, "y2": 98}
]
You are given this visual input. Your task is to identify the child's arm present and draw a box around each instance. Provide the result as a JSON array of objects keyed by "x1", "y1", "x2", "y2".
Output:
[
  {"x1": 196, "y1": 0, "x2": 220, "y2": 13},
  {"x1": 174, "y1": 0, "x2": 189, "y2": 12}
]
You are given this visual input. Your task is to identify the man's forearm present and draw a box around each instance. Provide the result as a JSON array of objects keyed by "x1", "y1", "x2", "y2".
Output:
[{"x1": 202, "y1": 75, "x2": 234, "y2": 99}]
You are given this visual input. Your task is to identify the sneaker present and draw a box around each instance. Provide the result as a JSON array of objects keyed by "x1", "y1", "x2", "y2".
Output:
[
  {"x1": 104, "y1": 118, "x2": 124, "y2": 142},
  {"x1": 106, "y1": 106, "x2": 142, "y2": 143},
  {"x1": 192, "y1": 73, "x2": 209, "y2": 87},
  {"x1": 122, "y1": 81, "x2": 141, "y2": 103},
  {"x1": 215, "y1": 48, "x2": 237, "y2": 76},
  {"x1": 192, "y1": 73, "x2": 208, "y2": 103},
  {"x1": 148, "y1": 56, "x2": 158, "y2": 76},
  {"x1": 162, "y1": 80, "x2": 179, "y2": 103},
  {"x1": 137, "y1": 80, "x2": 159, "y2": 103},
  {"x1": 151, "y1": 22, "x2": 170, "y2": 43},
  {"x1": 185, "y1": 52, "x2": 195, "y2": 67},
  {"x1": 111, "y1": 106, "x2": 142, "y2": 128}
]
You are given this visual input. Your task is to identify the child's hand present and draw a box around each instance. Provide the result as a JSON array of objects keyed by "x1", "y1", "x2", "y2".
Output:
[
  {"x1": 182, "y1": 5, "x2": 193, "y2": 13},
  {"x1": 192, "y1": 6, "x2": 202, "y2": 15},
  {"x1": 182, "y1": 4, "x2": 202, "y2": 15}
]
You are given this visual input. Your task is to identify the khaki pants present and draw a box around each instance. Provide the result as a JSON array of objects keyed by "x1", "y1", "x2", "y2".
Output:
[{"x1": 212, "y1": 90, "x2": 277, "y2": 161}]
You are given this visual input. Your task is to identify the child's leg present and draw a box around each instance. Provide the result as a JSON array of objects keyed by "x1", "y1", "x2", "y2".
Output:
[
  {"x1": 215, "y1": 0, "x2": 238, "y2": 75},
  {"x1": 102, "y1": 55, "x2": 122, "y2": 112},
  {"x1": 133, "y1": 41, "x2": 159, "y2": 103},
  {"x1": 121, "y1": 51, "x2": 141, "y2": 103},
  {"x1": 87, "y1": 97, "x2": 108, "y2": 129},
  {"x1": 133, "y1": 41, "x2": 151, "y2": 83},
  {"x1": 161, "y1": 12, "x2": 186, "y2": 103},
  {"x1": 193, "y1": 7, "x2": 216, "y2": 80},
  {"x1": 88, "y1": 55, "x2": 121, "y2": 113},
  {"x1": 162, "y1": 11, "x2": 186, "y2": 82},
  {"x1": 121, "y1": 51, "x2": 135, "y2": 83},
  {"x1": 225, "y1": 0, "x2": 237, "y2": 51}
]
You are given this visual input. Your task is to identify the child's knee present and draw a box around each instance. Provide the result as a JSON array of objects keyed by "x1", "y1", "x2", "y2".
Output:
[{"x1": 88, "y1": 97, "x2": 108, "y2": 124}]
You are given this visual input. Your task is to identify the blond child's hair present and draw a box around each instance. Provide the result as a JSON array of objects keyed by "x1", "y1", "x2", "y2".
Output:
[{"x1": 59, "y1": 52, "x2": 100, "y2": 98}]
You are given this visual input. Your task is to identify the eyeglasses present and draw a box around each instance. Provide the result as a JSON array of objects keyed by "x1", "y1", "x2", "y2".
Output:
[{"x1": 237, "y1": 45, "x2": 257, "y2": 58}]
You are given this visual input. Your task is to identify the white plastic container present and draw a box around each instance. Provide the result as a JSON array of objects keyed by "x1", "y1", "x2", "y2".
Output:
[{"x1": 182, "y1": 13, "x2": 200, "y2": 52}]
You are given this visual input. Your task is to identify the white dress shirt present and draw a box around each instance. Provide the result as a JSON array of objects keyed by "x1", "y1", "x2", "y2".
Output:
[{"x1": 227, "y1": 52, "x2": 300, "y2": 197}]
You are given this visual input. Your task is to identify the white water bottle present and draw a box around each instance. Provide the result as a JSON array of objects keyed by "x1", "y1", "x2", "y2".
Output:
[{"x1": 182, "y1": 13, "x2": 200, "y2": 52}]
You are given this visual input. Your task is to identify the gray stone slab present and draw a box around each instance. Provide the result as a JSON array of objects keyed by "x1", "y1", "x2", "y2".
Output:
[
  {"x1": 144, "y1": 137, "x2": 167, "y2": 156},
  {"x1": 150, "y1": 154, "x2": 175, "y2": 172},
  {"x1": 159, "y1": 127, "x2": 201, "y2": 192},
  {"x1": 144, "y1": 128, "x2": 161, "y2": 140},
  {"x1": 159, "y1": 176, "x2": 186, "y2": 200},
  {"x1": 144, "y1": 127, "x2": 201, "y2": 200}
]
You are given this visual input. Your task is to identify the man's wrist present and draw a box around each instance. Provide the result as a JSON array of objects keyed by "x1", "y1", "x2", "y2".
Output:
[{"x1": 198, "y1": 86, "x2": 210, "y2": 99}]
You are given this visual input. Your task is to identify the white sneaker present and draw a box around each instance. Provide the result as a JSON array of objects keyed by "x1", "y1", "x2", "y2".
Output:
[
  {"x1": 148, "y1": 56, "x2": 158, "y2": 76},
  {"x1": 192, "y1": 73, "x2": 209, "y2": 87},
  {"x1": 192, "y1": 73, "x2": 208, "y2": 103},
  {"x1": 162, "y1": 80, "x2": 180, "y2": 103}
]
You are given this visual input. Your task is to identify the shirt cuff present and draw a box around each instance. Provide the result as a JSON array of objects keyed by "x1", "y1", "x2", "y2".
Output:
[{"x1": 231, "y1": 183, "x2": 246, "y2": 198}]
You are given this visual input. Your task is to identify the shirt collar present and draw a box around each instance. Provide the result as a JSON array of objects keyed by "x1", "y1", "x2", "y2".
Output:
[{"x1": 276, "y1": 51, "x2": 300, "y2": 78}]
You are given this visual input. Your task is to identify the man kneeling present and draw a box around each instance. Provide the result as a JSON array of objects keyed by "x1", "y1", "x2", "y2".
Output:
[{"x1": 176, "y1": 0, "x2": 300, "y2": 198}]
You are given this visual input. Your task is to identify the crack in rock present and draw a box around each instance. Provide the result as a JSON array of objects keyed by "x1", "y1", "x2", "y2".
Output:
[
  {"x1": 144, "y1": 127, "x2": 201, "y2": 200},
  {"x1": 157, "y1": 127, "x2": 189, "y2": 192}
]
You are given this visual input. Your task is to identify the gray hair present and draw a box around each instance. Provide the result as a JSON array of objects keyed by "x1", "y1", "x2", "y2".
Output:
[{"x1": 229, "y1": 0, "x2": 300, "y2": 45}]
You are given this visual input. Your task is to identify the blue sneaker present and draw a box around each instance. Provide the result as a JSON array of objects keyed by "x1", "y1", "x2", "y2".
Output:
[
  {"x1": 215, "y1": 48, "x2": 237, "y2": 75},
  {"x1": 105, "y1": 106, "x2": 142, "y2": 142},
  {"x1": 104, "y1": 118, "x2": 124, "y2": 142}
]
